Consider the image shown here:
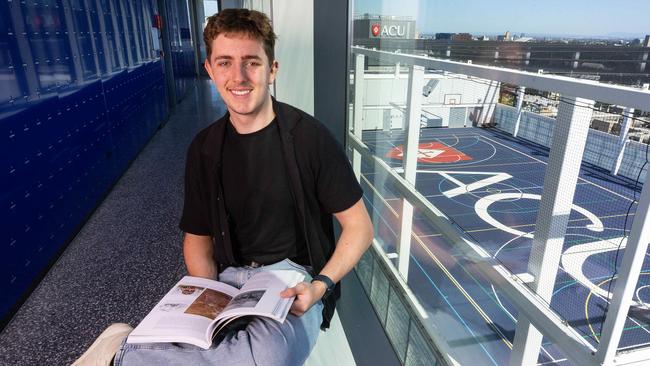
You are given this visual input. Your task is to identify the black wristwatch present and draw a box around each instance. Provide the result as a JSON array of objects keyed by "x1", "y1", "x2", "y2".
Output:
[{"x1": 311, "y1": 274, "x2": 335, "y2": 299}]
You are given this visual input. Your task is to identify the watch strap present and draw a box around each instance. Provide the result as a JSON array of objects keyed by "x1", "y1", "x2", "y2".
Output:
[{"x1": 311, "y1": 274, "x2": 335, "y2": 296}]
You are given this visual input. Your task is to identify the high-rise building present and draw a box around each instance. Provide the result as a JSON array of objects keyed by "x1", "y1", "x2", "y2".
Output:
[
  {"x1": 644, "y1": 35, "x2": 650, "y2": 47},
  {"x1": 451, "y1": 33, "x2": 473, "y2": 41}
]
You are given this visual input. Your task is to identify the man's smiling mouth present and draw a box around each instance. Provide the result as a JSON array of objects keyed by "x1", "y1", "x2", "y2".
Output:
[{"x1": 230, "y1": 89, "x2": 252, "y2": 96}]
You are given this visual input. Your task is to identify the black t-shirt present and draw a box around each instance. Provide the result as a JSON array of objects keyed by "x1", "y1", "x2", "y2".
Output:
[
  {"x1": 222, "y1": 118, "x2": 309, "y2": 265},
  {"x1": 180, "y1": 100, "x2": 365, "y2": 330}
]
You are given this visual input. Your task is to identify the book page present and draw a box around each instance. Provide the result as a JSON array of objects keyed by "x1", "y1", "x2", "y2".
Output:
[
  {"x1": 127, "y1": 276, "x2": 240, "y2": 348},
  {"x1": 216, "y1": 270, "x2": 304, "y2": 322}
]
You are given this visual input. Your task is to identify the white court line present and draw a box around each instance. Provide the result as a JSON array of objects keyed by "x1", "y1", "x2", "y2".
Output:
[
  {"x1": 630, "y1": 317, "x2": 650, "y2": 337},
  {"x1": 360, "y1": 173, "x2": 515, "y2": 351},
  {"x1": 430, "y1": 133, "x2": 463, "y2": 149},
  {"x1": 476, "y1": 193, "x2": 604, "y2": 239},
  {"x1": 488, "y1": 283, "x2": 559, "y2": 363},
  {"x1": 364, "y1": 132, "x2": 483, "y2": 143},
  {"x1": 424, "y1": 161, "x2": 544, "y2": 170},
  {"x1": 371, "y1": 172, "x2": 596, "y2": 202},
  {"x1": 422, "y1": 184, "x2": 546, "y2": 199},
  {"x1": 557, "y1": 235, "x2": 650, "y2": 343},
  {"x1": 461, "y1": 213, "x2": 637, "y2": 235},
  {"x1": 425, "y1": 171, "x2": 514, "y2": 198},
  {"x1": 420, "y1": 182, "x2": 598, "y2": 200},
  {"x1": 484, "y1": 235, "x2": 557, "y2": 361},
  {"x1": 562, "y1": 237, "x2": 632, "y2": 304},
  {"x1": 618, "y1": 340, "x2": 650, "y2": 352},
  {"x1": 537, "y1": 357, "x2": 569, "y2": 365},
  {"x1": 480, "y1": 134, "x2": 636, "y2": 203},
  {"x1": 636, "y1": 285, "x2": 650, "y2": 311},
  {"x1": 369, "y1": 132, "x2": 618, "y2": 199},
  {"x1": 582, "y1": 278, "x2": 650, "y2": 341},
  {"x1": 488, "y1": 226, "x2": 650, "y2": 357},
  {"x1": 373, "y1": 134, "x2": 498, "y2": 168}
]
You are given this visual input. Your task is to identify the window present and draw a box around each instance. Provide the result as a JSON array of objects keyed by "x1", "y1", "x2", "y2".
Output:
[{"x1": 347, "y1": 1, "x2": 650, "y2": 365}]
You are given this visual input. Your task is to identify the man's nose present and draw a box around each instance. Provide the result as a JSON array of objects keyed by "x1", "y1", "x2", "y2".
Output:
[{"x1": 230, "y1": 62, "x2": 247, "y2": 82}]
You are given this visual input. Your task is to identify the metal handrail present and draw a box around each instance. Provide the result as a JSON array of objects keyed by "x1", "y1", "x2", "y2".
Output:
[
  {"x1": 352, "y1": 46, "x2": 650, "y2": 112},
  {"x1": 348, "y1": 132, "x2": 597, "y2": 365}
]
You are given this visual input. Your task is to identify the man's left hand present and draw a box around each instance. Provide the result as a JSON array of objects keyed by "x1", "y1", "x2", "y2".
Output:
[{"x1": 280, "y1": 281, "x2": 327, "y2": 316}]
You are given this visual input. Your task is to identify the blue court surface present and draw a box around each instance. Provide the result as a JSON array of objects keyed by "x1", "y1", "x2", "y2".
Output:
[{"x1": 358, "y1": 127, "x2": 650, "y2": 365}]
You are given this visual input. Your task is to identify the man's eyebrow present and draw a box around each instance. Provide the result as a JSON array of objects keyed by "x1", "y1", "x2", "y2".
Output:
[{"x1": 212, "y1": 55, "x2": 262, "y2": 62}]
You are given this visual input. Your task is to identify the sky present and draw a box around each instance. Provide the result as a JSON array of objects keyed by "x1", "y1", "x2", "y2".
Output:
[{"x1": 354, "y1": 0, "x2": 650, "y2": 38}]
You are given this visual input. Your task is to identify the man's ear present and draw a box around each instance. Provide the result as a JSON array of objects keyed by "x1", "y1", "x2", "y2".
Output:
[
  {"x1": 269, "y1": 60, "x2": 279, "y2": 84},
  {"x1": 204, "y1": 58, "x2": 214, "y2": 80}
]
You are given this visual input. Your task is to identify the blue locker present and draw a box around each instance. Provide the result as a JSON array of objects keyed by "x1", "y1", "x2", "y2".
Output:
[{"x1": 0, "y1": 0, "x2": 174, "y2": 325}]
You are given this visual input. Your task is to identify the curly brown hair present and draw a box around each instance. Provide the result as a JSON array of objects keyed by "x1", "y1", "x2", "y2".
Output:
[{"x1": 203, "y1": 9, "x2": 277, "y2": 64}]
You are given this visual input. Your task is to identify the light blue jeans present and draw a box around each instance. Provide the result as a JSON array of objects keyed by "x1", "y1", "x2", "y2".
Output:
[{"x1": 114, "y1": 259, "x2": 323, "y2": 366}]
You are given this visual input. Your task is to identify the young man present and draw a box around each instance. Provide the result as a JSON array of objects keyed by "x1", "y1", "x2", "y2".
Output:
[{"x1": 76, "y1": 8, "x2": 371, "y2": 366}]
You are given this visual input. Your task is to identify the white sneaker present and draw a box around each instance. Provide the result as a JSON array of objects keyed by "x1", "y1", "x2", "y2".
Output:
[{"x1": 71, "y1": 323, "x2": 133, "y2": 366}]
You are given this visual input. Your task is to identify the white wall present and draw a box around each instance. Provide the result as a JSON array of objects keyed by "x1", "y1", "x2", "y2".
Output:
[
  {"x1": 493, "y1": 104, "x2": 648, "y2": 183},
  {"x1": 243, "y1": 0, "x2": 315, "y2": 115},
  {"x1": 360, "y1": 73, "x2": 500, "y2": 130}
]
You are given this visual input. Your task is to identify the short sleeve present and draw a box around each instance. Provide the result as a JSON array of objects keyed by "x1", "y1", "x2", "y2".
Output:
[
  {"x1": 314, "y1": 126, "x2": 363, "y2": 213},
  {"x1": 179, "y1": 139, "x2": 212, "y2": 235}
]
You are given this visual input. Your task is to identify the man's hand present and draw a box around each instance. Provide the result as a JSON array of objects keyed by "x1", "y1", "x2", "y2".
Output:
[{"x1": 280, "y1": 281, "x2": 327, "y2": 316}]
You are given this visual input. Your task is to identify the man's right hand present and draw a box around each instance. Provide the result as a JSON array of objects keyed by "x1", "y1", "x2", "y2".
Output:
[{"x1": 280, "y1": 281, "x2": 326, "y2": 316}]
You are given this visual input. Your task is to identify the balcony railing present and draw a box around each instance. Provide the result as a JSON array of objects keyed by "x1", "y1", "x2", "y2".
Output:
[{"x1": 349, "y1": 46, "x2": 650, "y2": 366}]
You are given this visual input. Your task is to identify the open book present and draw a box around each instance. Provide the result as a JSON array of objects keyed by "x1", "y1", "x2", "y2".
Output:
[{"x1": 126, "y1": 269, "x2": 305, "y2": 349}]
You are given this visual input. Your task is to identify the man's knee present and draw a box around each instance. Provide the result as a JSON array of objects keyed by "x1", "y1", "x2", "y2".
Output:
[{"x1": 245, "y1": 308, "x2": 322, "y2": 365}]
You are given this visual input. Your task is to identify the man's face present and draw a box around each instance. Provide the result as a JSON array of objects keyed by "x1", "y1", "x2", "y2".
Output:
[{"x1": 204, "y1": 33, "x2": 278, "y2": 123}]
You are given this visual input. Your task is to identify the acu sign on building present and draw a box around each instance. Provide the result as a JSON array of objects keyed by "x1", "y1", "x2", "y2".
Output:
[{"x1": 353, "y1": 17, "x2": 416, "y2": 40}]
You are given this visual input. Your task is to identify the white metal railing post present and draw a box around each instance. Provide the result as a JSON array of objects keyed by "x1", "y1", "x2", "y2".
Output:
[
  {"x1": 611, "y1": 107, "x2": 634, "y2": 175},
  {"x1": 595, "y1": 168, "x2": 650, "y2": 364},
  {"x1": 396, "y1": 65, "x2": 425, "y2": 280},
  {"x1": 352, "y1": 54, "x2": 365, "y2": 180},
  {"x1": 483, "y1": 81, "x2": 501, "y2": 125},
  {"x1": 513, "y1": 86, "x2": 526, "y2": 137},
  {"x1": 509, "y1": 97, "x2": 594, "y2": 366},
  {"x1": 612, "y1": 84, "x2": 648, "y2": 175}
]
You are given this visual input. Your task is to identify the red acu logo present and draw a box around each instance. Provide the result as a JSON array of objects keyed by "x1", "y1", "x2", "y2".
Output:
[
  {"x1": 371, "y1": 23, "x2": 380, "y2": 37},
  {"x1": 386, "y1": 142, "x2": 472, "y2": 164}
]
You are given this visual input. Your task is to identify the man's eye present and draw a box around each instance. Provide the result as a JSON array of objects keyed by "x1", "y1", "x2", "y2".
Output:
[
  {"x1": 217, "y1": 61, "x2": 230, "y2": 67},
  {"x1": 246, "y1": 61, "x2": 261, "y2": 67}
]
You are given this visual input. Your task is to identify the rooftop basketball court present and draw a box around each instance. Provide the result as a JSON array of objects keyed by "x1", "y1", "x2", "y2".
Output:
[{"x1": 358, "y1": 126, "x2": 649, "y2": 365}]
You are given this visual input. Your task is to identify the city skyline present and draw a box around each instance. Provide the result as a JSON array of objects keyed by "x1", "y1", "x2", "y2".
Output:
[{"x1": 355, "y1": 0, "x2": 650, "y2": 39}]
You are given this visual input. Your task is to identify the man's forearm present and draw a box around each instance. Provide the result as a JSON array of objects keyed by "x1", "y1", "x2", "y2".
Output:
[
  {"x1": 319, "y1": 199, "x2": 373, "y2": 285},
  {"x1": 281, "y1": 212, "x2": 373, "y2": 314},
  {"x1": 279, "y1": 199, "x2": 373, "y2": 314},
  {"x1": 183, "y1": 233, "x2": 217, "y2": 279},
  {"x1": 318, "y1": 222, "x2": 373, "y2": 285}
]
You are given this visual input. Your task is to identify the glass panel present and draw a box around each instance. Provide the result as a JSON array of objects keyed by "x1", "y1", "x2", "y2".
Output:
[{"x1": 348, "y1": 1, "x2": 650, "y2": 364}]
